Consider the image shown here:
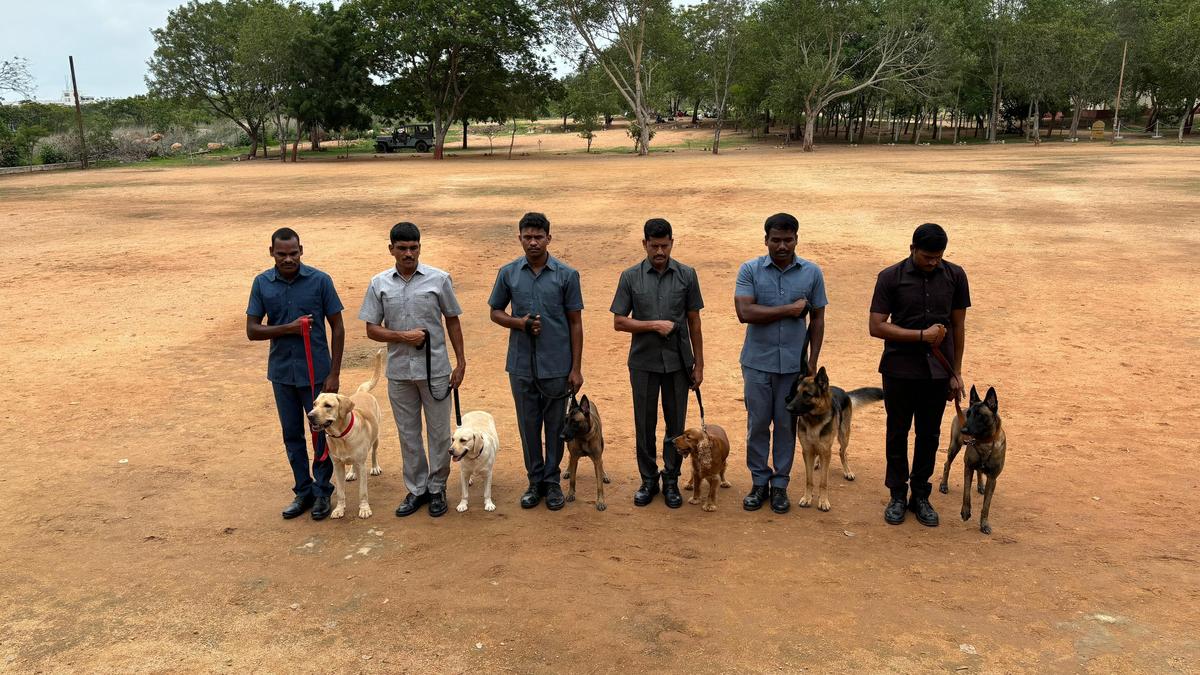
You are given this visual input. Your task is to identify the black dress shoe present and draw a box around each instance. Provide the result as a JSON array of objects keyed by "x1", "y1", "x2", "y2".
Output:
[
  {"x1": 633, "y1": 477, "x2": 660, "y2": 507},
  {"x1": 544, "y1": 483, "x2": 566, "y2": 511},
  {"x1": 394, "y1": 492, "x2": 430, "y2": 517},
  {"x1": 909, "y1": 497, "x2": 940, "y2": 527},
  {"x1": 884, "y1": 497, "x2": 907, "y2": 524},
  {"x1": 428, "y1": 491, "x2": 448, "y2": 518},
  {"x1": 743, "y1": 484, "x2": 769, "y2": 511},
  {"x1": 282, "y1": 494, "x2": 314, "y2": 519},
  {"x1": 520, "y1": 483, "x2": 541, "y2": 509},
  {"x1": 662, "y1": 479, "x2": 683, "y2": 509},
  {"x1": 770, "y1": 487, "x2": 790, "y2": 514},
  {"x1": 310, "y1": 495, "x2": 331, "y2": 521}
]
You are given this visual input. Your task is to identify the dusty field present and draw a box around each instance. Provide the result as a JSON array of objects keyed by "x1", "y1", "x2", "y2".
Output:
[{"x1": 1, "y1": 136, "x2": 1198, "y2": 674}]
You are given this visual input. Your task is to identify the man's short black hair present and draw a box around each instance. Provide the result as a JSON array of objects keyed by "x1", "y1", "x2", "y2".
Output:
[
  {"x1": 270, "y1": 227, "x2": 300, "y2": 246},
  {"x1": 644, "y1": 218, "x2": 672, "y2": 240},
  {"x1": 390, "y1": 222, "x2": 421, "y2": 243},
  {"x1": 519, "y1": 212, "x2": 550, "y2": 234},
  {"x1": 912, "y1": 222, "x2": 948, "y2": 252},
  {"x1": 764, "y1": 213, "x2": 799, "y2": 235}
]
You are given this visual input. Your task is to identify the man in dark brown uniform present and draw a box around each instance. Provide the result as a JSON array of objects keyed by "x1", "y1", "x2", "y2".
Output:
[{"x1": 869, "y1": 223, "x2": 970, "y2": 527}]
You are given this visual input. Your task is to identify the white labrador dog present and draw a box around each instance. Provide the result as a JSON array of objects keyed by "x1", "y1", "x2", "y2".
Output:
[
  {"x1": 449, "y1": 411, "x2": 499, "y2": 512},
  {"x1": 306, "y1": 349, "x2": 384, "y2": 519}
]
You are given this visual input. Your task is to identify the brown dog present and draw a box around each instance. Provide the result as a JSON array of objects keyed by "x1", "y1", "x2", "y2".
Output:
[
  {"x1": 561, "y1": 395, "x2": 610, "y2": 511},
  {"x1": 939, "y1": 385, "x2": 1007, "y2": 534},
  {"x1": 673, "y1": 424, "x2": 732, "y2": 512}
]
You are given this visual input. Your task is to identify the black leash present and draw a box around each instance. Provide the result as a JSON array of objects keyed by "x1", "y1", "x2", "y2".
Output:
[
  {"x1": 420, "y1": 328, "x2": 462, "y2": 427},
  {"x1": 673, "y1": 323, "x2": 706, "y2": 430},
  {"x1": 525, "y1": 315, "x2": 571, "y2": 402}
]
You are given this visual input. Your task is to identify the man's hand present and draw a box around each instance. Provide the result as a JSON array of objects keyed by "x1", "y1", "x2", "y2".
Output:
[
  {"x1": 450, "y1": 362, "x2": 466, "y2": 389},
  {"x1": 652, "y1": 320, "x2": 674, "y2": 337},
  {"x1": 397, "y1": 329, "x2": 425, "y2": 346},
  {"x1": 568, "y1": 368, "x2": 584, "y2": 394},
  {"x1": 948, "y1": 373, "x2": 963, "y2": 402},
  {"x1": 690, "y1": 364, "x2": 703, "y2": 390},
  {"x1": 788, "y1": 299, "x2": 808, "y2": 317},
  {"x1": 519, "y1": 314, "x2": 542, "y2": 336},
  {"x1": 322, "y1": 372, "x2": 339, "y2": 394},
  {"x1": 922, "y1": 323, "x2": 947, "y2": 347},
  {"x1": 286, "y1": 315, "x2": 313, "y2": 335}
]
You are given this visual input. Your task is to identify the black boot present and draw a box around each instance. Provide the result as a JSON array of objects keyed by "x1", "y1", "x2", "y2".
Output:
[
  {"x1": 662, "y1": 478, "x2": 683, "y2": 509},
  {"x1": 742, "y1": 484, "x2": 769, "y2": 511},
  {"x1": 769, "y1": 486, "x2": 790, "y2": 514},
  {"x1": 633, "y1": 475, "x2": 660, "y2": 507},
  {"x1": 520, "y1": 483, "x2": 541, "y2": 509},
  {"x1": 884, "y1": 497, "x2": 907, "y2": 525},
  {"x1": 281, "y1": 494, "x2": 314, "y2": 519},
  {"x1": 909, "y1": 496, "x2": 940, "y2": 527}
]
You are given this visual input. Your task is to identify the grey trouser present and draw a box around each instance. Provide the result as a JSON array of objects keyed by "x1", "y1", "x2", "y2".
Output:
[
  {"x1": 630, "y1": 368, "x2": 689, "y2": 482},
  {"x1": 388, "y1": 377, "x2": 452, "y2": 496},
  {"x1": 743, "y1": 366, "x2": 801, "y2": 488},
  {"x1": 509, "y1": 374, "x2": 569, "y2": 486}
]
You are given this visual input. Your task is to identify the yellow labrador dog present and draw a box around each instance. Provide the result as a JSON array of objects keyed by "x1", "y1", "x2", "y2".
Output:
[
  {"x1": 306, "y1": 349, "x2": 384, "y2": 519},
  {"x1": 450, "y1": 411, "x2": 499, "y2": 513}
]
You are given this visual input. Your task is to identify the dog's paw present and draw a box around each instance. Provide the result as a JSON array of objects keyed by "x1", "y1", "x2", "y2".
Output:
[
  {"x1": 939, "y1": 482, "x2": 949, "y2": 494},
  {"x1": 980, "y1": 522, "x2": 992, "y2": 535},
  {"x1": 977, "y1": 483, "x2": 985, "y2": 495},
  {"x1": 456, "y1": 501, "x2": 469, "y2": 513},
  {"x1": 818, "y1": 497, "x2": 831, "y2": 512},
  {"x1": 688, "y1": 497, "x2": 700, "y2": 505},
  {"x1": 358, "y1": 504, "x2": 372, "y2": 519},
  {"x1": 595, "y1": 501, "x2": 607, "y2": 512},
  {"x1": 561, "y1": 470, "x2": 571, "y2": 480},
  {"x1": 566, "y1": 492, "x2": 576, "y2": 502},
  {"x1": 961, "y1": 508, "x2": 972, "y2": 521},
  {"x1": 345, "y1": 469, "x2": 357, "y2": 482},
  {"x1": 484, "y1": 500, "x2": 496, "y2": 512},
  {"x1": 798, "y1": 493, "x2": 813, "y2": 508},
  {"x1": 370, "y1": 466, "x2": 382, "y2": 476},
  {"x1": 843, "y1": 471, "x2": 855, "y2": 481},
  {"x1": 331, "y1": 505, "x2": 346, "y2": 519},
  {"x1": 602, "y1": 474, "x2": 611, "y2": 484},
  {"x1": 719, "y1": 479, "x2": 732, "y2": 488},
  {"x1": 702, "y1": 503, "x2": 717, "y2": 512}
]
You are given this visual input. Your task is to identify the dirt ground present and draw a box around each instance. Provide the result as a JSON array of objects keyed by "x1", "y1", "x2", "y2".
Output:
[{"x1": 1, "y1": 132, "x2": 1197, "y2": 674}]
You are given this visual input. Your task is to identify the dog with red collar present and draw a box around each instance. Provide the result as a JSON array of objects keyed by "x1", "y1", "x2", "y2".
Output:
[{"x1": 307, "y1": 349, "x2": 385, "y2": 519}]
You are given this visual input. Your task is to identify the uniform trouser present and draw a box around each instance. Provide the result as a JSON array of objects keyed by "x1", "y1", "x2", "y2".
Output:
[
  {"x1": 388, "y1": 377, "x2": 453, "y2": 496},
  {"x1": 882, "y1": 375, "x2": 949, "y2": 501},
  {"x1": 743, "y1": 367, "x2": 801, "y2": 489},
  {"x1": 271, "y1": 382, "x2": 332, "y2": 499},
  {"x1": 630, "y1": 368, "x2": 689, "y2": 483},
  {"x1": 509, "y1": 374, "x2": 569, "y2": 487}
]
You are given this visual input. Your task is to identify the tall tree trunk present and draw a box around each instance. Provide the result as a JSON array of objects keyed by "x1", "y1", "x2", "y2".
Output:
[
  {"x1": 802, "y1": 110, "x2": 817, "y2": 152},
  {"x1": 562, "y1": 112, "x2": 568, "y2": 132},
  {"x1": 912, "y1": 109, "x2": 923, "y2": 143},
  {"x1": 692, "y1": 98, "x2": 700, "y2": 124},
  {"x1": 1069, "y1": 96, "x2": 1083, "y2": 139},
  {"x1": 508, "y1": 121, "x2": 517, "y2": 158},
  {"x1": 712, "y1": 116, "x2": 723, "y2": 155},
  {"x1": 763, "y1": 108, "x2": 771, "y2": 135},
  {"x1": 1180, "y1": 97, "x2": 1194, "y2": 143},
  {"x1": 433, "y1": 111, "x2": 446, "y2": 159},
  {"x1": 933, "y1": 107, "x2": 942, "y2": 141},
  {"x1": 310, "y1": 124, "x2": 321, "y2": 151},
  {"x1": 462, "y1": 119, "x2": 468, "y2": 150},
  {"x1": 292, "y1": 123, "x2": 301, "y2": 162}
]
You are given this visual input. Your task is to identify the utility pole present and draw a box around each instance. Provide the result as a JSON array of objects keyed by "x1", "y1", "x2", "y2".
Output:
[
  {"x1": 69, "y1": 55, "x2": 87, "y2": 169},
  {"x1": 1111, "y1": 40, "x2": 1128, "y2": 145}
]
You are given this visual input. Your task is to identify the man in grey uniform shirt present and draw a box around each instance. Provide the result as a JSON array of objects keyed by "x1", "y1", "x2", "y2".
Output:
[
  {"x1": 360, "y1": 222, "x2": 466, "y2": 518},
  {"x1": 488, "y1": 212, "x2": 584, "y2": 511}
]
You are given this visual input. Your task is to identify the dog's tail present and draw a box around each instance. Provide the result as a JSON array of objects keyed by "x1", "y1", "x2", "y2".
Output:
[
  {"x1": 847, "y1": 387, "x2": 884, "y2": 407},
  {"x1": 357, "y1": 348, "x2": 385, "y2": 394}
]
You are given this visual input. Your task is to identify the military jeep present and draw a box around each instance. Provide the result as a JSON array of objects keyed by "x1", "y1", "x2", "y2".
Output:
[{"x1": 374, "y1": 124, "x2": 435, "y2": 153}]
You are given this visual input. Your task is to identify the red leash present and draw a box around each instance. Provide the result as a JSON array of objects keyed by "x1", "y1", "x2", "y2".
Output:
[
  {"x1": 300, "y1": 316, "x2": 328, "y2": 462},
  {"x1": 929, "y1": 342, "x2": 966, "y2": 426}
]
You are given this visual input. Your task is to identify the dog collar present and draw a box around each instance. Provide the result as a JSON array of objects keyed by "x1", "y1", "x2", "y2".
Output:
[{"x1": 328, "y1": 411, "x2": 355, "y2": 439}]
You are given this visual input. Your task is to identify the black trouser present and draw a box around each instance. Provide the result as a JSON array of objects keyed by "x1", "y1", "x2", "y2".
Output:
[
  {"x1": 630, "y1": 368, "x2": 689, "y2": 483},
  {"x1": 271, "y1": 382, "x2": 333, "y2": 499},
  {"x1": 509, "y1": 374, "x2": 569, "y2": 488},
  {"x1": 883, "y1": 375, "x2": 948, "y2": 501}
]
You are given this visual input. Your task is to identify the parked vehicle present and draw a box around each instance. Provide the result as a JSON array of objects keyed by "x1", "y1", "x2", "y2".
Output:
[{"x1": 374, "y1": 124, "x2": 435, "y2": 153}]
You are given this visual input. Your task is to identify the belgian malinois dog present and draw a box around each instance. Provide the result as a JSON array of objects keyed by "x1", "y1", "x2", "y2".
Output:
[
  {"x1": 939, "y1": 385, "x2": 1007, "y2": 534},
  {"x1": 561, "y1": 395, "x2": 610, "y2": 511},
  {"x1": 785, "y1": 367, "x2": 883, "y2": 512}
]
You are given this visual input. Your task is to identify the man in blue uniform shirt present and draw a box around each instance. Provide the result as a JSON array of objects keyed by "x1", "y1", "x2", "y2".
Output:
[{"x1": 246, "y1": 227, "x2": 345, "y2": 521}]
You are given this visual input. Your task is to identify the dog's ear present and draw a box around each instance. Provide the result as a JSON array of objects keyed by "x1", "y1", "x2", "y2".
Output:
[
  {"x1": 473, "y1": 432, "x2": 484, "y2": 454},
  {"x1": 815, "y1": 366, "x2": 829, "y2": 389},
  {"x1": 579, "y1": 395, "x2": 591, "y2": 415},
  {"x1": 969, "y1": 385, "x2": 981, "y2": 404},
  {"x1": 337, "y1": 394, "x2": 356, "y2": 417},
  {"x1": 983, "y1": 387, "x2": 998, "y2": 412}
]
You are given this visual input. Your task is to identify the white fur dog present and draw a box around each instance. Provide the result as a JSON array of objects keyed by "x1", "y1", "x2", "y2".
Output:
[
  {"x1": 306, "y1": 349, "x2": 384, "y2": 519},
  {"x1": 449, "y1": 411, "x2": 499, "y2": 512}
]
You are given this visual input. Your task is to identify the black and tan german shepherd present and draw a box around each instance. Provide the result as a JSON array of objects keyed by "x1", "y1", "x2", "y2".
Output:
[
  {"x1": 560, "y1": 395, "x2": 610, "y2": 511},
  {"x1": 785, "y1": 367, "x2": 884, "y2": 512},
  {"x1": 939, "y1": 386, "x2": 1007, "y2": 534}
]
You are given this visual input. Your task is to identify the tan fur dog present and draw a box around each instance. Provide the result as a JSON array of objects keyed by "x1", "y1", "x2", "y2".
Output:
[
  {"x1": 939, "y1": 385, "x2": 1007, "y2": 535},
  {"x1": 561, "y1": 395, "x2": 609, "y2": 511},
  {"x1": 306, "y1": 349, "x2": 384, "y2": 519},
  {"x1": 673, "y1": 424, "x2": 732, "y2": 512},
  {"x1": 449, "y1": 410, "x2": 500, "y2": 513}
]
